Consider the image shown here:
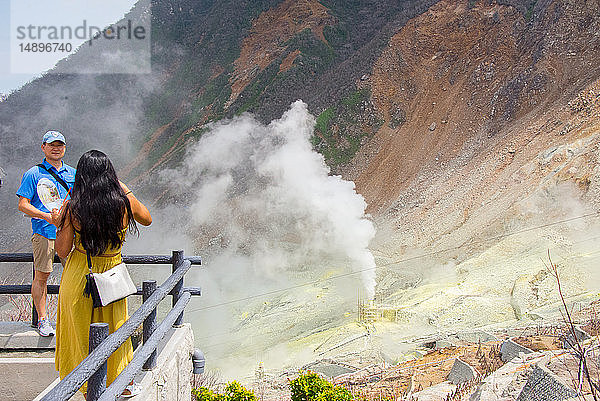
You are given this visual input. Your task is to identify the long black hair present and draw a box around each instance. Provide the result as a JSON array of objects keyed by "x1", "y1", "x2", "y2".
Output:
[{"x1": 64, "y1": 150, "x2": 138, "y2": 256}]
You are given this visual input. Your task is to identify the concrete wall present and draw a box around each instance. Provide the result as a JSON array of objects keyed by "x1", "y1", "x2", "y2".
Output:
[
  {"x1": 0, "y1": 322, "x2": 58, "y2": 400},
  {"x1": 516, "y1": 365, "x2": 577, "y2": 401},
  {"x1": 500, "y1": 338, "x2": 533, "y2": 362},
  {"x1": 447, "y1": 357, "x2": 477, "y2": 384},
  {"x1": 134, "y1": 323, "x2": 194, "y2": 401},
  {"x1": 0, "y1": 356, "x2": 59, "y2": 400}
]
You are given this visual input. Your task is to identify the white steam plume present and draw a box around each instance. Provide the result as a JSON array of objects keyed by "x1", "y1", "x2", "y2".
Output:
[{"x1": 163, "y1": 100, "x2": 376, "y2": 298}]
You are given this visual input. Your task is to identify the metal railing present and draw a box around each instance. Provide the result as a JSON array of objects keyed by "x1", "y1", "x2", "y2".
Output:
[
  {"x1": 0, "y1": 252, "x2": 202, "y2": 327},
  {"x1": 0, "y1": 250, "x2": 202, "y2": 400}
]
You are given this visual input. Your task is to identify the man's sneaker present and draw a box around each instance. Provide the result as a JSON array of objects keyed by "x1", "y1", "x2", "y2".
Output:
[{"x1": 37, "y1": 318, "x2": 55, "y2": 337}]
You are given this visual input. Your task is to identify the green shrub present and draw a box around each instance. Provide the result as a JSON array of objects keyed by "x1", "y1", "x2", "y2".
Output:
[
  {"x1": 315, "y1": 107, "x2": 335, "y2": 136},
  {"x1": 316, "y1": 386, "x2": 354, "y2": 401},
  {"x1": 525, "y1": 1, "x2": 537, "y2": 21},
  {"x1": 192, "y1": 386, "x2": 225, "y2": 401},
  {"x1": 192, "y1": 382, "x2": 255, "y2": 401},
  {"x1": 290, "y1": 372, "x2": 352, "y2": 401},
  {"x1": 224, "y1": 381, "x2": 257, "y2": 401},
  {"x1": 290, "y1": 372, "x2": 332, "y2": 401},
  {"x1": 311, "y1": 89, "x2": 380, "y2": 168}
]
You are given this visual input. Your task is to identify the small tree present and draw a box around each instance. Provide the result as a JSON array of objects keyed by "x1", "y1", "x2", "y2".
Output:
[{"x1": 545, "y1": 250, "x2": 600, "y2": 400}]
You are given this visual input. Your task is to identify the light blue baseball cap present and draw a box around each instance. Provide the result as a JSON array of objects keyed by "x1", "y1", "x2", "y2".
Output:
[{"x1": 42, "y1": 130, "x2": 66, "y2": 144}]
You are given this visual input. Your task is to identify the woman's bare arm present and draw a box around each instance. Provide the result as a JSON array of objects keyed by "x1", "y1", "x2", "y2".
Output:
[
  {"x1": 119, "y1": 181, "x2": 152, "y2": 226},
  {"x1": 53, "y1": 208, "x2": 75, "y2": 259}
]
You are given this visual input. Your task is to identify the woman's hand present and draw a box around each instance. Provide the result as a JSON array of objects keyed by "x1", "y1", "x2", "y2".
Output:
[
  {"x1": 51, "y1": 200, "x2": 69, "y2": 227},
  {"x1": 50, "y1": 209, "x2": 60, "y2": 226}
]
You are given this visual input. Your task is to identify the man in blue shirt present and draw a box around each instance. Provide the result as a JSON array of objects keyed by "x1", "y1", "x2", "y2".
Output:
[{"x1": 16, "y1": 130, "x2": 76, "y2": 336}]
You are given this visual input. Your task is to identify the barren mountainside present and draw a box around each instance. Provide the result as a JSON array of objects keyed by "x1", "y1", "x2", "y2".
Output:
[{"x1": 354, "y1": 0, "x2": 600, "y2": 251}]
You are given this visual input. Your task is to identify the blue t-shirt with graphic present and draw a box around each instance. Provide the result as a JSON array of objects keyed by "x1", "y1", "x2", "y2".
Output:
[{"x1": 16, "y1": 159, "x2": 76, "y2": 240}]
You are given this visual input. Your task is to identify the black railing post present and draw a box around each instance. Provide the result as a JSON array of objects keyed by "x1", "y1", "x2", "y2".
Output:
[
  {"x1": 31, "y1": 264, "x2": 38, "y2": 328},
  {"x1": 172, "y1": 250, "x2": 184, "y2": 327},
  {"x1": 142, "y1": 280, "x2": 157, "y2": 370},
  {"x1": 87, "y1": 323, "x2": 109, "y2": 401}
]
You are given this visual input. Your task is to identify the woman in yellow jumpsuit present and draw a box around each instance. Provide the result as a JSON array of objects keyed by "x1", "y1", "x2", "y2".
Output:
[{"x1": 53, "y1": 150, "x2": 152, "y2": 397}]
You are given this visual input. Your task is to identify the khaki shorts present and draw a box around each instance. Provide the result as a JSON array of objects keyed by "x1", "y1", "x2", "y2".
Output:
[{"x1": 32, "y1": 233, "x2": 55, "y2": 273}]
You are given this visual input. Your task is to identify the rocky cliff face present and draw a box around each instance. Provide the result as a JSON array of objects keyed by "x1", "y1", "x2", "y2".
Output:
[
  {"x1": 348, "y1": 0, "x2": 600, "y2": 329},
  {"x1": 349, "y1": 0, "x2": 600, "y2": 250}
]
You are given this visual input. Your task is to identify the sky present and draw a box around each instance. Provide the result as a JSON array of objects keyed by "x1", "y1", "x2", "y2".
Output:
[{"x1": 0, "y1": 0, "x2": 138, "y2": 94}]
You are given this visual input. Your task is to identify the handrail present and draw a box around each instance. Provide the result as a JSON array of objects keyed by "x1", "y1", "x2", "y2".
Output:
[
  {"x1": 0, "y1": 252, "x2": 202, "y2": 326},
  {"x1": 0, "y1": 284, "x2": 202, "y2": 296},
  {"x1": 98, "y1": 292, "x2": 191, "y2": 401},
  {"x1": 42, "y1": 257, "x2": 193, "y2": 400},
  {"x1": 0, "y1": 253, "x2": 203, "y2": 265},
  {"x1": 0, "y1": 250, "x2": 202, "y2": 400}
]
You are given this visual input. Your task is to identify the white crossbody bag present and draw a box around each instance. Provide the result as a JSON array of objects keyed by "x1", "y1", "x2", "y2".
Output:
[{"x1": 84, "y1": 251, "x2": 137, "y2": 308}]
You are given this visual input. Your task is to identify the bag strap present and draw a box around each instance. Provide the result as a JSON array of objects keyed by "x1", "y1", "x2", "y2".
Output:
[
  {"x1": 86, "y1": 250, "x2": 93, "y2": 273},
  {"x1": 83, "y1": 249, "x2": 95, "y2": 301},
  {"x1": 37, "y1": 163, "x2": 69, "y2": 192}
]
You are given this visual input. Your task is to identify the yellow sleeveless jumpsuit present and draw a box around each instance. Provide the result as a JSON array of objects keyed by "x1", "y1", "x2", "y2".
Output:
[{"x1": 55, "y1": 229, "x2": 133, "y2": 394}]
